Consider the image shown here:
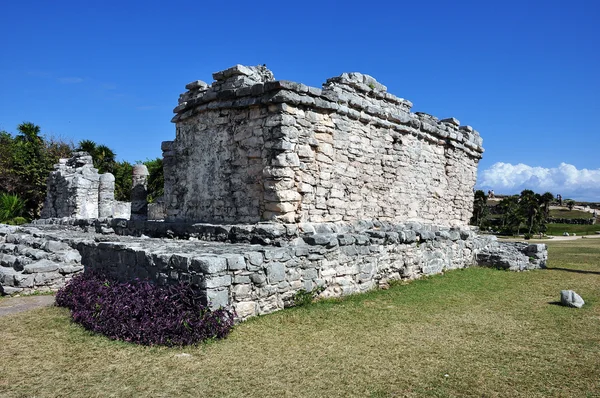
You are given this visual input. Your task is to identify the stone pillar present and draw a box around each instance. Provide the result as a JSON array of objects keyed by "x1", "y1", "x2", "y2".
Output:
[
  {"x1": 161, "y1": 141, "x2": 178, "y2": 220},
  {"x1": 98, "y1": 173, "x2": 116, "y2": 218},
  {"x1": 130, "y1": 164, "x2": 149, "y2": 220}
]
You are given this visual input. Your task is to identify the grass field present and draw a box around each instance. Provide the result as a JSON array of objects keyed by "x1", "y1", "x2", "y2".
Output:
[
  {"x1": 1, "y1": 240, "x2": 599, "y2": 397},
  {"x1": 545, "y1": 223, "x2": 600, "y2": 236},
  {"x1": 549, "y1": 208, "x2": 595, "y2": 219}
]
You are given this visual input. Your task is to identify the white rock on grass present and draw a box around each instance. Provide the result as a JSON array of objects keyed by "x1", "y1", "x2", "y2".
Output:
[{"x1": 560, "y1": 290, "x2": 585, "y2": 308}]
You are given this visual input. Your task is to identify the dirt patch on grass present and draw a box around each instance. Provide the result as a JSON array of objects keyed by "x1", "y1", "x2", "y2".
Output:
[{"x1": 0, "y1": 295, "x2": 55, "y2": 317}]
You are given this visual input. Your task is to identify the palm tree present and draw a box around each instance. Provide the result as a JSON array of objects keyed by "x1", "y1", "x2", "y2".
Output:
[
  {"x1": 76, "y1": 139, "x2": 97, "y2": 157},
  {"x1": 470, "y1": 190, "x2": 488, "y2": 227},
  {"x1": 94, "y1": 145, "x2": 116, "y2": 174},
  {"x1": 540, "y1": 192, "x2": 554, "y2": 219},
  {"x1": 519, "y1": 190, "x2": 546, "y2": 235},
  {"x1": 76, "y1": 140, "x2": 116, "y2": 173},
  {"x1": 15, "y1": 122, "x2": 42, "y2": 146}
]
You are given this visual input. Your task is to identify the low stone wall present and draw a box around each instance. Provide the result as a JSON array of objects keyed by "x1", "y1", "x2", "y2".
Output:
[
  {"x1": 3, "y1": 221, "x2": 547, "y2": 322},
  {"x1": 0, "y1": 225, "x2": 83, "y2": 295}
]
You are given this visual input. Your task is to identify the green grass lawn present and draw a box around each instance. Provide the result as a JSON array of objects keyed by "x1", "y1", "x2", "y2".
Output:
[
  {"x1": 549, "y1": 208, "x2": 594, "y2": 219},
  {"x1": 545, "y1": 223, "x2": 600, "y2": 236},
  {"x1": 1, "y1": 240, "x2": 599, "y2": 397}
]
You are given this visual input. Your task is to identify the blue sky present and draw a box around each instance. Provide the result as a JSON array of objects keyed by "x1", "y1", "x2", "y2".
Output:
[{"x1": 1, "y1": 0, "x2": 599, "y2": 199}]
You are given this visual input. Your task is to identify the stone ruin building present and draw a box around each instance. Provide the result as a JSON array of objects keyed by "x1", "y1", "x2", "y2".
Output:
[
  {"x1": 41, "y1": 152, "x2": 131, "y2": 220},
  {"x1": 0, "y1": 65, "x2": 548, "y2": 319},
  {"x1": 164, "y1": 65, "x2": 480, "y2": 226}
]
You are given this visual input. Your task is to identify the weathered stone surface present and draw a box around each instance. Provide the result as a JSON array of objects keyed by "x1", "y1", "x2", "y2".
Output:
[
  {"x1": 0, "y1": 285, "x2": 23, "y2": 295},
  {"x1": 166, "y1": 65, "x2": 482, "y2": 225},
  {"x1": 266, "y1": 262, "x2": 286, "y2": 283},
  {"x1": 23, "y1": 259, "x2": 60, "y2": 274},
  {"x1": 475, "y1": 238, "x2": 546, "y2": 271},
  {"x1": 3, "y1": 65, "x2": 549, "y2": 320},
  {"x1": 191, "y1": 257, "x2": 227, "y2": 274},
  {"x1": 131, "y1": 164, "x2": 149, "y2": 221},
  {"x1": 560, "y1": 290, "x2": 584, "y2": 308},
  {"x1": 206, "y1": 288, "x2": 229, "y2": 308},
  {"x1": 41, "y1": 152, "x2": 131, "y2": 219}
]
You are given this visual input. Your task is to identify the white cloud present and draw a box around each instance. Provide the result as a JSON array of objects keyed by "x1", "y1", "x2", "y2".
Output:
[
  {"x1": 58, "y1": 77, "x2": 83, "y2": 84},
  {"x1": 477, "y1": 162, "x2": 600, "y2": 201}
]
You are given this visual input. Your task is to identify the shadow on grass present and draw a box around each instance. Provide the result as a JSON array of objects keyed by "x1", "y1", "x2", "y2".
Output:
[
  {"x1": 547, "y1": 267, "x2": 600, "y2": 275},
  {"x1": 548, "y1": 301, "x2": 564, "y2": 306}
]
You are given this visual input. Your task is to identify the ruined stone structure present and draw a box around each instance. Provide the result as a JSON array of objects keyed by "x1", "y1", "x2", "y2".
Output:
[
  {"x1": 41, "y1": 152, "x2": 131, "y2": 220},
  {"x1": 164, "y1": 65, "x2": 483, "y2": 225},
  {"x1": 0, "y1": 65, "x2": 548, "y2": 321},
  {"x1": 130, "y1": 164, "x2": 149, "y2": 221}
]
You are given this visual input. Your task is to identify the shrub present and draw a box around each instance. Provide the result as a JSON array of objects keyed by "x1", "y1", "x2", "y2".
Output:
[
  {"x1": 56, "y1": 272, "x2": 235, "y2": 346},
  {"x1": 292, "y1": 286, "x2": 325, "y2": 307},
  {"x1": 6, "y1": 216, "x2": 27, "y2": 225},
  {"x1": 0, "y1": 193, "x2": 26, "y2": 223}
]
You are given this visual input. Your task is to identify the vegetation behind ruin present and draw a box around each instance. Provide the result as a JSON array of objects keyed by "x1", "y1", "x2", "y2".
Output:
[{"x1": 0, "y1": 122, "x2": 164, "y2": 222}]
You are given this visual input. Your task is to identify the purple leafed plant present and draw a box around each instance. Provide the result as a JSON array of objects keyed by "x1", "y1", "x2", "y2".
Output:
[{"x1": 56, "y1": 272, "x2": 235, "y2": 346}]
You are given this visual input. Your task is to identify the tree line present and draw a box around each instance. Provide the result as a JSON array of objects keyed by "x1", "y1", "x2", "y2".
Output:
[
  {"x1": 470, "y1": 189, "x2": 558, "y2": 237},
  {"x1": 0, "y1": 122, "x2": 163, "y2": 224}
]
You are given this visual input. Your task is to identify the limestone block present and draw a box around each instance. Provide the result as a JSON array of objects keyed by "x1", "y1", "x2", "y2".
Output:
[
  {"x1": 206, "y1": 288, "x2": 230, "y2": 309},
  {"x1": 266, "y1": 262, "x2": 286, "y2": 283},
  {"x1": 191, "y1": 257, "x2": 227, "y2": 274},
  {"x1": 560, "y1": 290, "x2": 584, "y2": 308},
  {"x1": 223, "y1": 254, "x2": 246, "y2": 271},
  {"x1": 203, "y1": 275, "x2": 232, "y2": 289},
  {"x1": 23, "y1": 259, "x2": 60, "y2": 274},
  {"x1": 98, "y1": 173, "x2": 116, "y2": 218},
  {"x1": 234, "y1": 301, "x2": 257, "y2": 318}
]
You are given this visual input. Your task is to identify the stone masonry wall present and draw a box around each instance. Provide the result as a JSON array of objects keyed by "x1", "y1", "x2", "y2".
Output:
[
  {"x1": 41, "y1": 152, "x2": 131, "y2": 220},
  {"x1": 165, "y1": 65, "x2": 484, "y2": 226},
  {"x1": 0, "y1": 225, "x2": 83, "y2": 295},
  {"x1": 4, "y1": 221, "x2": 547, "y2": 320}
]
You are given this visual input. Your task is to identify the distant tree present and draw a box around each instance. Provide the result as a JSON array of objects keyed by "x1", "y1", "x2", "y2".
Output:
[
  {"x1": 76, "y1": 139, "x2": 97, "y2": 155},
  {"x1": 497, "y1": 195, "x2": 520, "y2": 232},
  {"x1": 0, "y1": 122, "x2": 74, "y2": 218},
  {"x1": 12, "y1": 123, "x2": 52, "y2": 217},
  {"x1": 566, "y1": 200, "x2": 575, "y2": 211},
  {"x1": 540, "y1": 192, "x2": 554, "y2": 218},
  {"x1": 94, "y1": 145, "x2": 116, "y2": 174},
  {"x1": 76, "y1": 140, "x2": 116, "y2": 174},
  {"x1": 470, "y1": 190, "x2": 489, "y2": 227},
  {"x1": 46, "y1": 135, "x2": 74, "y2": 160},
  {"x1": 113, "y1": 161, "x2": 133, "y2": 202},
  {"x1": 143, "y1": 158, "x2": 164, "y2": 203}
]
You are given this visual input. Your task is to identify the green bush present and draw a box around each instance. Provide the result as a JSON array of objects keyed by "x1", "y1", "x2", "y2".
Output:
[
  {"x1": 0, "y1": 193, "x2": 26, "y2": 223},
  {"x1": 7, "y1": 216, "x2": 27, "y2": 225},
  {"x1": 292, "y1": 286, "x2": 325, "y2": 307}
]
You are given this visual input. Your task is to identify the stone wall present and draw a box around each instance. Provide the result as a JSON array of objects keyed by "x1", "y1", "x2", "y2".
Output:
[
  {"x1": 0, "y1": 225, "x2": 83, "y2": 295},
  {"x1": 2, "y1": 221, "x2": 547, "y2": 320},
  {"x1": 41, "y1": 152, "x2": 131, "y2": 220},
  {"x1": 165, "y1": 65, "x2": 484, "y2": 226}
]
